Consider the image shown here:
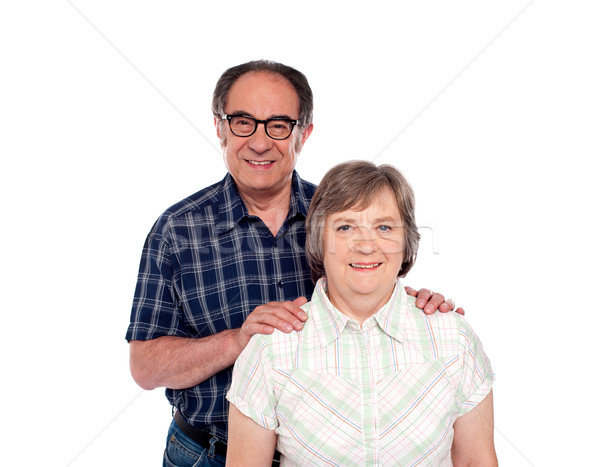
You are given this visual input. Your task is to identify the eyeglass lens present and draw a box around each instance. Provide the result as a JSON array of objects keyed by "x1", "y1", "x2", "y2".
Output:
[{"x1": 229, "y1": 116, "x2": 293, "y2": 139}]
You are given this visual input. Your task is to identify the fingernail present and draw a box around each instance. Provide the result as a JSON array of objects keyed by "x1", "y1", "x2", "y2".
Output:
[
  {"x1": 283, "y1": 324, "x2": 293, "y2": 332},
  {"x1": 416, "y1": 299, "x2": 425, "y2": 307},
  {"x1": 298, "y1": 311, "x2": 307, "y2": 320}
]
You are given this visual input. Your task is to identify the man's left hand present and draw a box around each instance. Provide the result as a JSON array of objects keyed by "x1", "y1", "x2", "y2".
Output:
[{"x1": 405, "y1": 287, "x2": 465, "y2": 315}]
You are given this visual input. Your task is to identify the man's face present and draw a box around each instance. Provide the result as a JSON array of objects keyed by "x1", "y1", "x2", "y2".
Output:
[{"x1": 215, "y1": 71, "x2": 312, "y2": 199}]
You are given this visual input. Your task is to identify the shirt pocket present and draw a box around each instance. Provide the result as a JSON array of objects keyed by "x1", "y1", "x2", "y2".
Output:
[
  {"x1": 376, "y1": 358, "x2": 457, "y2": 456},
  {"x1": 274, "y1": 368, "x2": 364, "y2": 447}
]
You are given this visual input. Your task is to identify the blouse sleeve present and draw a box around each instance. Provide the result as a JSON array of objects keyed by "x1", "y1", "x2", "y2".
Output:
[
  {"x1": 453, "y1": 317, "x2": 495, "y2": 416},
  {"x1": 227, "y1": 334, "x2": 279, "y2": 431}
]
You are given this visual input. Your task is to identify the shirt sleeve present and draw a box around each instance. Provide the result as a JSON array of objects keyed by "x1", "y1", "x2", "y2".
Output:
[
  {"x1": 125, "y1": 218, "x2": 188, "y2": 341},
  {"x1": 453, "y1": 317, "x2": 495, "y2": 416},
  {"x1": 226, "y1": 334, "x2": 279, "y2": 431}
]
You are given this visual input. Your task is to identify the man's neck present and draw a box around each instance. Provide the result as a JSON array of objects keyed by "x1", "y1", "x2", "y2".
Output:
[{"x1": 239, "y1": 185, "x2": 292, "y2": 237}]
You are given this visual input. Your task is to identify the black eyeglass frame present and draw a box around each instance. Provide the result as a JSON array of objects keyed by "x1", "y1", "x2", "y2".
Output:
[{"x1": 221, "y1": 114, "x2": 299, "y2": 140}]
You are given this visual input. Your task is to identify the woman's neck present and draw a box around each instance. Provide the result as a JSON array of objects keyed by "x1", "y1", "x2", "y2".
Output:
[{"x1": 326, "y1": 283, "x2": 397, "y2": 327}]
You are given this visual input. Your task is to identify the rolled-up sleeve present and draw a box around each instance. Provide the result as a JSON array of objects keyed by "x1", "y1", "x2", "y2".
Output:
[
  {"x1": 454, "y1": 318, "x2": 495, "y2": 415},
  {"x1": 126, "y1": 220, "x2": 187, "y2": 341},
  {"x1": 227, "y1": 335, "x2": 279, "y2": 431}
]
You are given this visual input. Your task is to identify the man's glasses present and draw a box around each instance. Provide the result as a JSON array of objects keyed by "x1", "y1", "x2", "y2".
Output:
[{"x1": 221, "y1": 114, "x2": 298, "y2": 140}]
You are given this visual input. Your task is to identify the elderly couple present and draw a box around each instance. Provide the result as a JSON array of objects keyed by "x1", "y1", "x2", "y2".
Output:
[{"x1": 127, "y1": 60, "x2": 496, "y2": 466}]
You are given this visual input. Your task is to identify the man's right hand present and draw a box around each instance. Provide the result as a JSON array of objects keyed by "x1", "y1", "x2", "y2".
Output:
[
  {"x1": 130, "y1": 297, "x2": 309, "y2": 391},
  {"x1": 234, "y1": 297, "x2": 308, "y2": 351}
]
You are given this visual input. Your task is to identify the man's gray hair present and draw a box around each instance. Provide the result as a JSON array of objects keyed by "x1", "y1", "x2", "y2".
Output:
[
  {"x1": 212, "y1": 60, "x2": 314, "y2": 127},
  {"x1": 305, "y1": 160, "x2": 421, "y2": 283}
]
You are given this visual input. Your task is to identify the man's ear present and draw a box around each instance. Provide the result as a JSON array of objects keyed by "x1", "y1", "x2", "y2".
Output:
[
  {"x1": 214, "y1": 116, "x2": 221, "y2": 139},
  {"x1": 300, "y1": 123, "x2": 314, "y2": 146}
]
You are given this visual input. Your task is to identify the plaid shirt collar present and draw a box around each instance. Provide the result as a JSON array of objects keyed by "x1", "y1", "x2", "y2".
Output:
[
  {"x1": 310, "y1": 277, "x2": 408, "y2": 348},
  {"x1": 215, "y1": 170, "x2": 311, "y2": 235}
]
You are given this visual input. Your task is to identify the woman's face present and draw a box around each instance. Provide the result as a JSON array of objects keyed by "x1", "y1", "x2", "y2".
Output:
[{"x1": 322, "y1": 187, "x2": 405, "y2": 320}]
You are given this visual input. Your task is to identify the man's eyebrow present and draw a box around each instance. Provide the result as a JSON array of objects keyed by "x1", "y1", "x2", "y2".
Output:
[
  {"x1": 227, "y1": 110, "x2": 253, "y2": 117},
  {"x1": 269, "y1": 114, "x2": 295, "y2": 120},
  {"x1": 227, "y1": 110, "x2": 295, "y2": 120}
]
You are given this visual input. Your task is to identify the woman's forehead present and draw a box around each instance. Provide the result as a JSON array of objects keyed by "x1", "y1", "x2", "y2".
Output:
[{"x1": 329, "y1": 189, "x2": 402, "y2": 221}]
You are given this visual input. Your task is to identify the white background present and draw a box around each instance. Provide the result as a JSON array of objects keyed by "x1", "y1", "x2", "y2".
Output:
[{"x1": 1, "y1": 1, "x2": 599, "y2": 465}]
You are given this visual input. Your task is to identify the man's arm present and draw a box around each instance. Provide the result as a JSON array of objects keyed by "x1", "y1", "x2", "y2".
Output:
[
  {"x1": 130, "y1": 297, "x2": 308, "y2": 390},
  {"x1": 451, "y1": 390, "x2": 497, "y2": 466},
  {"x1": 130, "y1": 331, "x2": 239, "y2": 390},
  {"x1": 404, "y1": 287, "x2": 465, "y2": 315},
  {"x1": 226, "y1": 404, "x2": 277, "y2": 467}
]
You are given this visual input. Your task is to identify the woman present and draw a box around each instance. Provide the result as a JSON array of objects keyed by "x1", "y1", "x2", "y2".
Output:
[{"x1": 226, "y1": 161, "x2": 497, "y2": 466}]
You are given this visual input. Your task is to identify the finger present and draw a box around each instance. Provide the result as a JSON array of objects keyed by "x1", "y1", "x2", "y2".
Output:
[
  {"x1": 250, "y1": 301, "x2": 305, "y2": 333},
  {"x1": 292, "y1": 297, "x2": 309, "y2": 321},
  {"x1": 424, "y1": 292, "x2": 445, "y2": 315},
  {"x1": 246, "y1": 314, "x2": 294, "y2": 334},
  {"x1": 235, "y1": 321, "x2": 276, "y2": 350},
  {"x1": 293, "y1": 296, "x2": 308, "y2": 306},
  {"x1": 439, "y1": 300, "x2": 466, "y2": 315},
  {"x1": 277, "y1": 298, "x2": 308, "y2": 327},
  {"x1": 438, "y1": 299, "x2": 455, "y2": 313},
  {"x1": 404, "y1": 286, "x2": 418, "y2": 297},
  {"x1": 415, "y1": 288, "x2": 434, "y2": 310}
]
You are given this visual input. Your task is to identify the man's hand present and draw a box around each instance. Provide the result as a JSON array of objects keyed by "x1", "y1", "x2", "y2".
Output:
[
  {"x1": 405, "y1": 287, "x2": 465, "y2": 315},
  {"x1": 130, "y1": 298, "x2": 309, "y2": 391},
  {"x1": 234, "y1": 297, "x2": 308, "y2": 351}
]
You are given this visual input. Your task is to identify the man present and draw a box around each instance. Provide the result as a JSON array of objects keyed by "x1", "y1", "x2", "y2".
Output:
[{"x1": 127, "y1": 60, "x2": 459, "y2": 466}]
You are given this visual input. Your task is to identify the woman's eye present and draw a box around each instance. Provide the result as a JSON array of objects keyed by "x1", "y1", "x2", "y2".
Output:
[
  {"x1": 337, "y1": 225, "x2": 351, "y2": 232},
  {"x1": 378, "y1": 225, "x2": 391, "y2": 232}
]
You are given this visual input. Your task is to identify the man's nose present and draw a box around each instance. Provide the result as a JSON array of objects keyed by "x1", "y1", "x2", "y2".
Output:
[{"x1": 247, "y1": 123, "x2": 274, "y2": 153}]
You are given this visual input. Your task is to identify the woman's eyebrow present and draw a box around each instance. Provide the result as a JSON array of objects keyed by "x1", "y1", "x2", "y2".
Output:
[
  {"x1": 330, "y1": 216, "x2": 357, "y2": 224},
  {"x1": 372, "y1": 216, "x2": 401, "y2": 224}
]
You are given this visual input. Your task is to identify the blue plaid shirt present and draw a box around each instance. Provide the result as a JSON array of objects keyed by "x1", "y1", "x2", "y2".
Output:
[{"x1": 126, "y1": 171, "x2": 316, "y2": 441}]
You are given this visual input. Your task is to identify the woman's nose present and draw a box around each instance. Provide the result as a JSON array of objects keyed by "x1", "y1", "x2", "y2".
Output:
[{"x1": 351, "y1": 228, "x2": 378, "y2": 254}]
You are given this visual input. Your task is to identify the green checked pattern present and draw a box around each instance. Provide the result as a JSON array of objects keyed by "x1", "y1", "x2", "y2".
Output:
[{"x1": 228, "y1": 278, "x2": 494, "y2": 466}]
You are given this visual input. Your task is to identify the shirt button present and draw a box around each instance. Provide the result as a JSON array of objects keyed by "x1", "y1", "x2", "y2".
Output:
[{"x1": 277, "y1": 281, "x2": 284, "y2": 288}]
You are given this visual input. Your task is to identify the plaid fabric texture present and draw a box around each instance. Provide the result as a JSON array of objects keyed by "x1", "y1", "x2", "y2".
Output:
[
  {"x1": 126, "y1": 172, "x2": 316, "y2": 440},
  {"x1": 228, "y1": 278, "x2": 494, "y2": 466}
]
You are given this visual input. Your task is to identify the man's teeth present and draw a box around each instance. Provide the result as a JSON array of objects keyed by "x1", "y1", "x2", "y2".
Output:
[
  {"x1": 249, "y1": 160, "x2": 271, "y2": 165},
  {"x1": 351, "y1": 263, "x2": 380, "y2": 269}
]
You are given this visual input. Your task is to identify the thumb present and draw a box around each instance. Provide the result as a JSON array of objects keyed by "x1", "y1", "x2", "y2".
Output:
[{"x1": 293, "y1": 296, "x2": 308, "y2": 306}]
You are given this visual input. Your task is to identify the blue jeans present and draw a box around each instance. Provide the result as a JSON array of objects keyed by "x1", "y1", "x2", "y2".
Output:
[{"x1": 162, "y1": 420, "x2": 226, "y2": 467}]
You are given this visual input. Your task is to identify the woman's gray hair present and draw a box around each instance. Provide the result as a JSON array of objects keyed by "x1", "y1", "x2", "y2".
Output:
[
  {"x1": 212, "y1": 60, "x2": 313, "y2": 128},
  {"x1": 305, "y1": 160, "x2": 420, "y2": 283}
]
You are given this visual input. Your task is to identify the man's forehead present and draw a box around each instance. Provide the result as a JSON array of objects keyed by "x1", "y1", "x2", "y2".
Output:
[
  {"x1": 233, "y1": 70, "x2": 290, "y2": 87},
  {"x1": 226, "y1": 71, "x2": 300, "y2": 115}
]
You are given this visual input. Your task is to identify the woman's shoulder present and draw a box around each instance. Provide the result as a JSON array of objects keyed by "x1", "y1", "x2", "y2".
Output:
[
  {"x1": 404, "y1": 296, "x2": 478, "y2": 354},
  {"x1": 243, "y1": 322, "x2": 303, "y2": 369}
]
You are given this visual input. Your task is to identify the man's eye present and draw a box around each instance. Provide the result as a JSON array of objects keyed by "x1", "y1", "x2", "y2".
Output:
[{"x1": 378, "y1": 225, "x2": 391, "y2": 232}]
